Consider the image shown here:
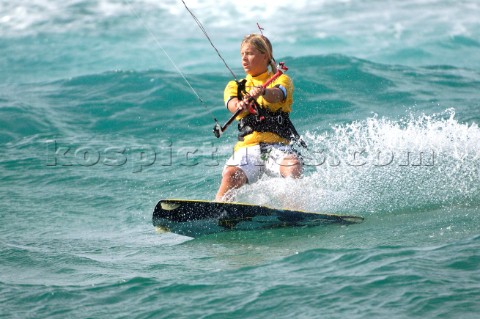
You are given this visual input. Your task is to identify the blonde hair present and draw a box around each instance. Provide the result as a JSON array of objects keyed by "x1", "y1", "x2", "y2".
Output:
[{"x1": 241, "y1": 34, "x2": 277, "y2": 73}]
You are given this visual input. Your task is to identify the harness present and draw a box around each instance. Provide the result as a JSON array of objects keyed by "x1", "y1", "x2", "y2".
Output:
[
  {"x1": 235, "y1": 79, "x2": 307, "y2": 148},
  {"x1": 238, "y1": 109, "x2": 299, "y2": 141}
]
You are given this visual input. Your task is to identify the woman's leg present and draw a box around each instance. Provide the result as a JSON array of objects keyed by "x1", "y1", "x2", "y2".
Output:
[
  {"x1": 279, "y1": 155, "x2": 303, "y2": 178},
  {"x1": 215, "y1": 166, "x2": 248, "y2": 202}
]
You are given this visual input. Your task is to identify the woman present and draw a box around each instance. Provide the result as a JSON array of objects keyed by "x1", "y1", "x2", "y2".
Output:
[{"x1": 215, "y1": 34, "x2": 303, "y2": 202}]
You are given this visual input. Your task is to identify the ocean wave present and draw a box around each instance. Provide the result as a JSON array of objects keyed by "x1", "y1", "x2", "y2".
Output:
[{"x1": 1, "y1": 0, "x2": 480, "y2": 82}]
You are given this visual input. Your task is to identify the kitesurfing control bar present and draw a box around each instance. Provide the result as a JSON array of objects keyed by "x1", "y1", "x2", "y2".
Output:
[{"x1": 213, "y1": 62, "x2": 288, "y2": 138}]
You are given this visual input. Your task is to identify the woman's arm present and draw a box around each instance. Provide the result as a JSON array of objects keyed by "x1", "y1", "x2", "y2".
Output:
[{"x1": 227, "y1": 83, "x2": 288, "y2": 114}]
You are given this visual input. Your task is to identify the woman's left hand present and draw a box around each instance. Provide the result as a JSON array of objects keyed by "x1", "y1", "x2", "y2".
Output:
[{"x1": 248, "y1": 85, "x2": 265, "y2": 99}]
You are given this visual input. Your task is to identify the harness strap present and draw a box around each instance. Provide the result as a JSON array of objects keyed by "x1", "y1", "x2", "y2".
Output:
[
  {"x1": 236, "y1": 79, "x2": 247, "y2": 101},
  {"x1": 238, "y1": 109, "x2": 304, "y2": 146},
  {"x1": 234, "y1": 78, "x2": 307, "y2": 148}
]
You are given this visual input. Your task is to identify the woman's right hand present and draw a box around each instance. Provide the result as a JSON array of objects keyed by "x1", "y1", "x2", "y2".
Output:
[
  {"x1": 240, "y1": 95, "x2": 259, "y2": 115},
  {"x1": 236, "y1": 99, "x2": 247, "y2": 111},
  {"x1": 228, "y1": 96, "x2": 256, "y2": 114}
]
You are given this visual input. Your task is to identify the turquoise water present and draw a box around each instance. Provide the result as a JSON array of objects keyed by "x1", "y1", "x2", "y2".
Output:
[{"x1": 1, "y1": 1, "x2": 480, "y2": 318}]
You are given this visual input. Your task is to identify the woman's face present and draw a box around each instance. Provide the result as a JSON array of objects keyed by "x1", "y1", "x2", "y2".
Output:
[{"x1": 240, "y1": 43, "x2": 268, "y2": 77}]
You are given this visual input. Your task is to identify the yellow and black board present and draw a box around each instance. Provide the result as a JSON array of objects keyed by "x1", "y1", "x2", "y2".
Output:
[{"x1": 153, "y1": 199, "x2": 364, "y2": 238}]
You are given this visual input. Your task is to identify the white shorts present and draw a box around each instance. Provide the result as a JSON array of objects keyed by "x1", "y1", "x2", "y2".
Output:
[{"x1": 223, "y1": 143, "x2": 302, "y2": 184}]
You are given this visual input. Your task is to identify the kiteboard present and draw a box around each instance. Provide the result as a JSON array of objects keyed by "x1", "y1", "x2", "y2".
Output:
[{"x1": 152, "y1": 199, "x2": 364, "y2": 238}]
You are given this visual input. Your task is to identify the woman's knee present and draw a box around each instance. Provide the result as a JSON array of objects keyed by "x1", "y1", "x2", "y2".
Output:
[
  {"x1": 280, "y1": 156, "x2": 303, "y2": 178},
  {"x1": 222, "y1": 166, "x2": 248, "y2": 185}
]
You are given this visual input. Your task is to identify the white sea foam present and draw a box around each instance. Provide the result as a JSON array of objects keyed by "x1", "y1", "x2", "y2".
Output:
[
  {"x1": 2, "y1": 0, "x2": 478, "y2": 44},
  {"x1": 235, "y1": 109, "x2": 480, "y2": 214}
]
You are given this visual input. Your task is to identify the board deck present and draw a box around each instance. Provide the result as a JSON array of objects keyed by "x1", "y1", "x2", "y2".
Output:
[{"x1": 152, "y1": 199, "x2": 364, "y2": 238}]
